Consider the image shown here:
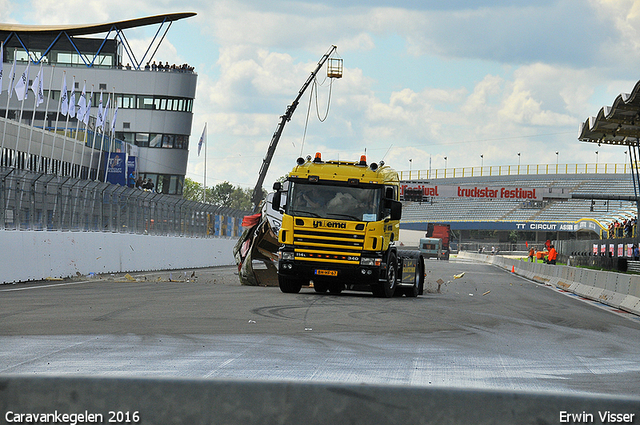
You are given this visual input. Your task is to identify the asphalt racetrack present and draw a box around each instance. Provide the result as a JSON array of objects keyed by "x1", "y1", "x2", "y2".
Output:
[{"x1": 1, "y1": 256, "x2": 640, "y2": 397}]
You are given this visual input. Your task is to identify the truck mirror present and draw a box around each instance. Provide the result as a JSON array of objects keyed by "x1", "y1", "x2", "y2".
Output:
[
  {"x1": 272, "y1": 191, "x2": 282, "y2": 211},
  {"x1": 273, "y1": 181, "x2": 282, "y2": 191},
  {"x1": 390, "y1": 200, "x2": 402, "y2": 220},
  {"x1": 384, "y1": 199, "x2": 402, "y2": 220}
]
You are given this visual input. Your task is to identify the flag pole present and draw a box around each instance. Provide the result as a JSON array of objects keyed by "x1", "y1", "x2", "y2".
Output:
[
  {"x1": 77, "y1": 81, "x2": 89, "y2": 179},
  {"x1": 39, "y1": 64, "x2": 55, "y2": 173},
  {"x1": 14, "y1": 59, "x2": 30, "y2": 161},
  {"x1": 50, "y1": 71, "x2": 66, "y2": 175},
  {"x1": 27, "y1": 61, "x2": 44, "y2": 169},
  {"x1": 1, "y1": 49, "x2": 16, "y2": 161},
  {"x1": 70, "y1": 76, "x2": 81, "y2": 177},
  {"x1": 60, "y1": 77, "x2": 72, "y2": 177},
  {"x1": 102, "y1": 91, "x2": 113, "y2": 183},
  {"x1": 204, "y1": 124, "x2": 207, "y2": 202},
  {"x1": 200, "y1": 122, "x2": 207, "y2": 202},
  {"x1": 95, "y1": 90, "x2": 105, "y2": 181}
]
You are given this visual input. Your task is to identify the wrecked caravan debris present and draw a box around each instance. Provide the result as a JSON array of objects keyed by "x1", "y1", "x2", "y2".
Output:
[{"x1": 233, "y1": 193, "x2": 283, "y2": 286}]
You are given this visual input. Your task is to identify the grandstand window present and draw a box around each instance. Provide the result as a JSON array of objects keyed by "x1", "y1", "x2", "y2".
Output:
[
  {"x1": 117, "y1": 94, "x2": 135, "y2": 109},
  {"x1": 175, "y1": 135, "x2": 188, "y2": 149},
  {"x1": 162, "y1": 135, "x2": 175, "y2": 148},
  {"x1": 141, "y1": 173, "x2": 184, "y2": 195},
  {"x1": 135, "y1": 133, "x2": 150, "y2": 147},
  {"x1": 138, "y1": 96, "x2": 155, "y2": 110},
  {"x1": 149, "y1": 134, "x2": 163, "y2": 148},
  {"x1": 116, "y1": 132, "x2": 135, "y2": 144}
]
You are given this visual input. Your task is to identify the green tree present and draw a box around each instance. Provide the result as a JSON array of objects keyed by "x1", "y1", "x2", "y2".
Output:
[
  {"x1": 183, "y1": 178, "x2": 203, "y2": 202},
  {"x1": 183, "y1": 178, "x2": 265, "y2": 210},
  {"x1": 209, "y1": 181, "x2": 235, "y2": 205}
]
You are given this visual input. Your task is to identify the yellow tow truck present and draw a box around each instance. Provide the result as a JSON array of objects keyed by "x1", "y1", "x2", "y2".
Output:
[{"x1": 272, "y1": 153, "x2": 424, "y2": 297}]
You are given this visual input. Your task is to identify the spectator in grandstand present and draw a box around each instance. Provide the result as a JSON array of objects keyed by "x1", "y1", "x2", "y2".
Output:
[{"x1": 546, "y1": 245, "x2": 557, "y2": 265}]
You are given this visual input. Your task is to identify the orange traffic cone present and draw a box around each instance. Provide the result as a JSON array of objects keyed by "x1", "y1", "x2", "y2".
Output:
[{"x1": 511, "y1": 265, "x2": 515, "y2": 273}]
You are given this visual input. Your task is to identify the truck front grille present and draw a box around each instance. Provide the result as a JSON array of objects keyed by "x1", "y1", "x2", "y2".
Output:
[{"x1": 292, "y1": 228, "x2": 365, "y2": 264}]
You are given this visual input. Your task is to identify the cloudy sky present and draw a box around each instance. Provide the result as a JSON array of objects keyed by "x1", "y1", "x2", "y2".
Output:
[{"x1": 3, "y1": 0, "x2": 640, "y2": 189}]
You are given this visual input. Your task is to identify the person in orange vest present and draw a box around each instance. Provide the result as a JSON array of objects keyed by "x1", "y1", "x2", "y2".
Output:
[
  {"x1": 528, "y1": 246, "x2": 535, "y2": 262},
  {"x1": 547, "y1": 244, "x2": 558, "y2": 265}
]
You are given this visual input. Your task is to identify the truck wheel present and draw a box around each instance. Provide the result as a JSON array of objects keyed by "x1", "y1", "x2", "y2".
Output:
[
  {"x1": 313, "y1": 281, "x2": 328, "y2": 293},
  {"x1": 417, "y1": 257, "x2": 425, "y2": 295},
  {"x1": 329, "y1": 283, "x2": 343, "y2": 295},
  {"x1": 375, "y1": 252, "x2": 397, "y2": 298},
  {"x1": 279, "y1": 275, "x2": 303, "y2": 294},
  {"x1": 404, "y1": 258, "x2": 422, "y2": 297}
]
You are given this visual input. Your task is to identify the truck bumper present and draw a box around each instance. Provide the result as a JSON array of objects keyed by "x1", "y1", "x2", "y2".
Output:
[{"x1": 278, "y1": 260, "x2": 384, "y2": 285}]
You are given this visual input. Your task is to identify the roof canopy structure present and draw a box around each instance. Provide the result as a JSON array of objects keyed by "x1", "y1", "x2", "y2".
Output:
[
  {"x1": 579, "y1": 80, "x2": 640, "y2": 217},
  {"x1": 0, "y1": 12, "x2": 196, "y2": 70},
  {"x1": 579, "y1": 80, "x2": 640, "y2": 146}
]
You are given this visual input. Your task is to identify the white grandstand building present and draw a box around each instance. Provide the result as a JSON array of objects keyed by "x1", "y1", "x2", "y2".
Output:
[{"x1": 398, "y1": 165, "x2": 637, "y2": 249}]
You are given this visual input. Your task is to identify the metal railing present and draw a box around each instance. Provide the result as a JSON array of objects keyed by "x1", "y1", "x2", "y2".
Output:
[
  {"x1": 0, "y1": 167, "x2": 248, "y2": 237},
  {"x1": 400, "y1": 163, "x2": 631, "y2": 180}
]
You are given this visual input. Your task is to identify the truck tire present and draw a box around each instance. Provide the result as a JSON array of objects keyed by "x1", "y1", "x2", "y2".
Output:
[
  {"x1": 374, "y1": 252, "x2": 397, "y2": 298},
  {"x1": 279, "y1": 275, "x2": 303, "y2": 293},
  {"x1": 313, "y1": 281, "x2": 329, "y2": 293},
  {"x1": 329, "y1": 283, "x2": 343, "y2": 295},
  {"x1": 404, "y1": 256, "x2": 423, "y2": 297},
  {"x1": 417, "y1": 257, "x2": 425, "y2": 295}
]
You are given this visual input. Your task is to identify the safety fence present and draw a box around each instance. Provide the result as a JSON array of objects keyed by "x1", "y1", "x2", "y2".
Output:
[
  {"x1": 399, "y1": 162, "x2": 630, "y2": 180},
  {"x1": 0, "y1": 166, "x2": 248, "y2": 237},
  {"x1": 458, "y1": 251, "x2": 640, "y2": 316}
]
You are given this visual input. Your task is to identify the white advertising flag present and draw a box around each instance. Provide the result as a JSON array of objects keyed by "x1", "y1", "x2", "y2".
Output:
[
  {"x1": 96, "y1": 91, "x2": 104, "y2": 129},
  {"x1": 77, "y1": 81, "x2": 87, "y2": 120},
  {"x1": 7, "y1": 56, "x2": 16, "y2": 100},
  {"x1": 111, "y1": 103, "x2": 118, "y2": 133},
  {"x1": 198, "y1": 123, "x2": 207, "y2": 156},
  {"x1": 82, "y1": 88, "x2": 92, "y2": 125},
  {"x1": 59, "y1": 74, "x2": 68, "y2": 116},
  {"x1": 30, "y1": 64, "x2": 44, "y2": 106},
  {"x1": 13, "y1": 60, "x2": 30, "y2": 101},
  {"x1": 0, "y1": 44, "x2": 4, "y2": 93},
  {"x1": 68, "y1": 77, "x2": 76, "y2": 118}
]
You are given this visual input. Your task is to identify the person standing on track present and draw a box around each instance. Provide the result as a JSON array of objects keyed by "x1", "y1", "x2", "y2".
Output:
[{"x1": 547, "y1": 245, "x2": 558, "y2": 265}]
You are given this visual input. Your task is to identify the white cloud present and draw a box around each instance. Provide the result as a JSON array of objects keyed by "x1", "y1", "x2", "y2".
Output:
[{"x1": 5, "y1": 0, "x2": 635, "y2": 186}]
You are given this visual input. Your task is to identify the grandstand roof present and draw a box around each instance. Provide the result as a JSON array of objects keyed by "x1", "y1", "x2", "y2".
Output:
[
  {"x1": 579, "y1": 79, "x2": 640, "y2": 146},
  {"x1": 0, "y1": 13, "x2": 196, "y2": 36}
]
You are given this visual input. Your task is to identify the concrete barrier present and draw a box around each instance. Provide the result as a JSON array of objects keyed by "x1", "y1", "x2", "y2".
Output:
[
  {"x1": 1, "y1": 376, "x2": 639, "y2": 425},
  {"x1": 0, "y1": 230, "x2": 237, "y2": 284},
  {"x1": 457, "y1": 252, "x2": 640, "y2": 316}
]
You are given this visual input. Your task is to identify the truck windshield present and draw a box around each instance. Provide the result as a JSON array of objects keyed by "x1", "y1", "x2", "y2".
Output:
[{"x1": 288, "y1": 182, "x2": 382, "y2": 222}]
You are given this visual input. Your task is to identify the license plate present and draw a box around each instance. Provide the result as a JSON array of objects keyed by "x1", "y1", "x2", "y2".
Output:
[{"x1": 314, "y1": 269, "x2": 338, "y2": 277}]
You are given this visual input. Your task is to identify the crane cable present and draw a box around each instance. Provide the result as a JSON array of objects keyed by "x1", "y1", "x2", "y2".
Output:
[{"x1": 299, "y1": 75, "x2": 335, "y2": 156}]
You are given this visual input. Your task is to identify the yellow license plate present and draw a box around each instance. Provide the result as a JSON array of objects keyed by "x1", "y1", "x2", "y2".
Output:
[{"x1": 315, "y1": 269, "x2": 338, "y2": 277}]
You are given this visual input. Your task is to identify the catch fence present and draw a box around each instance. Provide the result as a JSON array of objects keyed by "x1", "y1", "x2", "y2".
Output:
[{"x1": 0, "y1": 167, "x2": 247, "y2": 237}]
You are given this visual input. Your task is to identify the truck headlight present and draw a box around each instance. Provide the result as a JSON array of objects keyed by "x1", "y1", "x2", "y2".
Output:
[
  {"x1": 280, "y1": 251, "x2": 295, "y2": 261},
  {"x1": 360, "y1": 257, "x2": 382, "y2": 266}
]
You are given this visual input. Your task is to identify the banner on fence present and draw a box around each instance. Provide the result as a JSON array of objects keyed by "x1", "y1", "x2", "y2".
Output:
[{"x1": 105, "y1": 152, "x2": 127, "y2": 186}]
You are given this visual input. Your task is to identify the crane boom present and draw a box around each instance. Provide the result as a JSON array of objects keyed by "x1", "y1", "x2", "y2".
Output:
[{"x1": 251, "y1": 45, "x2": 339, "y2": 211}]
